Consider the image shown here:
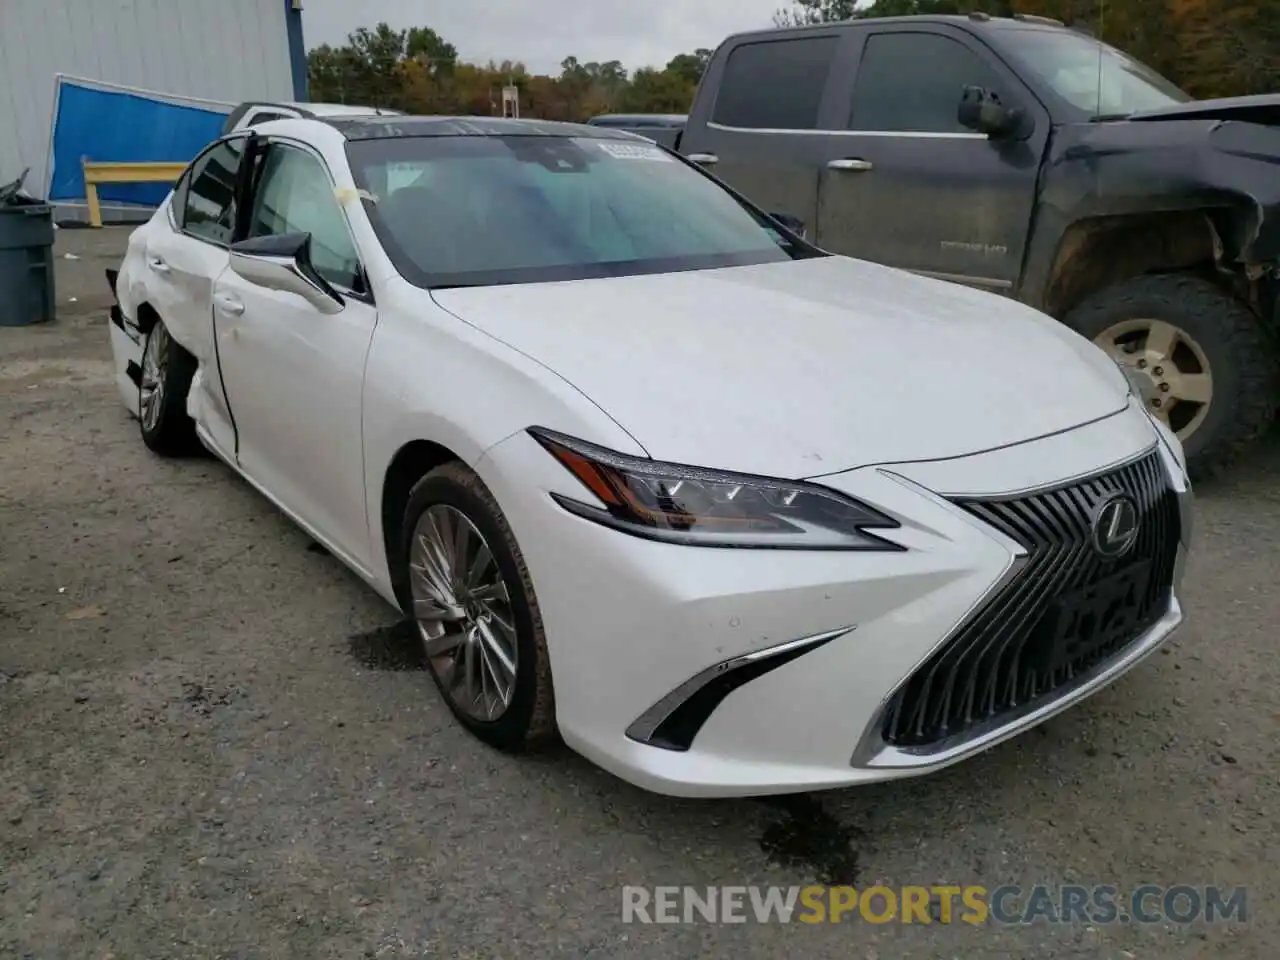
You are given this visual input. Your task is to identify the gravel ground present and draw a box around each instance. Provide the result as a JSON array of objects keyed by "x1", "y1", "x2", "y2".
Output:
[{"x1": 2, "y1": 226, "x2": 1277, "y2": 960}]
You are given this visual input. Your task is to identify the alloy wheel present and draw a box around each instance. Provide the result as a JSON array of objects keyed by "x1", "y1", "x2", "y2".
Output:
[
  {"x1": 1094, "y1": 317, "x2": 1213, "y2": 442},
  {"x1": 139, "y1": 324, "x2": 169, "y2": 431},
  {"x1": 409, "y1": 504, "x2": 518, "y2": 722}
]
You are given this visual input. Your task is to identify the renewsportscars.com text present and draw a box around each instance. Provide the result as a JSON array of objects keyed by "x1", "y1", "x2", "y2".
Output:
[{"x1": 621, "y1": 884, "x2": 1248, "y2": 925}]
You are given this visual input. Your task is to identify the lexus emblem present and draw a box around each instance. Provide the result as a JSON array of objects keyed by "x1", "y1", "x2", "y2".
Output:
[{"x1": 1092, "y1": 495, "x2": 1140, "y2": 558}]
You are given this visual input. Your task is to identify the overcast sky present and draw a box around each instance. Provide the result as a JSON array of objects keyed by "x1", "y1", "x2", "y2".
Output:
[{"x1": 300, "y1": 0, "x2": 786, "y2": 74}]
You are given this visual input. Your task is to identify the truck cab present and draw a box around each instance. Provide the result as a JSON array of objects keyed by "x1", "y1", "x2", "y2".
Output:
[{"x1": 679, "y1": 14, "x2": 1280, "y2": 479}]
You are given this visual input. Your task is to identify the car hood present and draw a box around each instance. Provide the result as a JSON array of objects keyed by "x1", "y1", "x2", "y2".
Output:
[
  {"x1": 432, "y1": 256, "x2": 1130, "y2": 479},
  {"x1": 1126, "y1": 93, "x2": 1280, "y2": 125}
]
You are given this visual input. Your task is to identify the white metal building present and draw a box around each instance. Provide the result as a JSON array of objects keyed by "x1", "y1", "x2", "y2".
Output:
[{"x1": 0, "y1": 0, "x2": 306, "y2": 211}]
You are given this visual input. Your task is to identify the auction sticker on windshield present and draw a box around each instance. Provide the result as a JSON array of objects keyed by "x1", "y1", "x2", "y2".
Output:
[{"x1": 595, "y1": 141, "x2": 673, "y2": 161}]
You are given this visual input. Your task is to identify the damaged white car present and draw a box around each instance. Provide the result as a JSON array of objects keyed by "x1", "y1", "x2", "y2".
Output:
[{"x1": 107, "y1": 116, "x2": 1192, "y2": 797}]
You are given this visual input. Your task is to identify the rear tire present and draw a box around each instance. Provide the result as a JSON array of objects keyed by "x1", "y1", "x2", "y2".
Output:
[
  {"x1": 1063, "y1": 273, "x2": 1278, "y2": 481},
  {"x1": 399, "y1": 462, "x2": 556, "y2": 752},
  {"x1": 138, "y1": 320, "x2": 200, "y2": 456}
]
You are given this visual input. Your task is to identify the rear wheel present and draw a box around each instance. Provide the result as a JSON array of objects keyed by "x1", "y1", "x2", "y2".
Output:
[
  {"x1": 400, "y1": 462, "x2": 556, "y2": 751},
  {"x1": 139, "y1": 320, "x2": 199, "y2": 456},
  {"x1": 1064, "y1": 274, "x2": 1278, "y2": 480}
]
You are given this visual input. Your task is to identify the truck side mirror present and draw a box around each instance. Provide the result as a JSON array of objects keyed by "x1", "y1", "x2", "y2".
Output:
[{"x1": 958, "y1": 85, "x2": 1025, "y2": 139}]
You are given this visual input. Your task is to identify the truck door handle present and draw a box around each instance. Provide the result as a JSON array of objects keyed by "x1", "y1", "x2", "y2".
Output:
[
  {"x1": 828, "y1": 158, "x2": 874, "y2": 172},
  {"x1": 686, "y1": 153, "x2": 719, "y2": 165},
  {"x1": 213, "y1": 293, "x2": 245, "y2": 316},
  {"x1": 146, "y1": 255, "x2": 170, "y2": 273}
]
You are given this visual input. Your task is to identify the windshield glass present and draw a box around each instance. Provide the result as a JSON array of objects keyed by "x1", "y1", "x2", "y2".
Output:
[
  {"x1": 346, "y1": 134, "x2": 819, "y2": 289},
  {"x1": 1007, "y1": 29, "x2": 1192, "y2": 117}
]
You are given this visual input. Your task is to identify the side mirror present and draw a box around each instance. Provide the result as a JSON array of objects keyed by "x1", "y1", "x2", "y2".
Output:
[
  {"x1": 770, "y1": 212, "x2": 807, "y2": 240},
  {"x1": 958, "y1": 85, "x2": 1026, "y2": 139},
  {"x1": 229, "y1": 232, "x2": 344, "y2": 315}
]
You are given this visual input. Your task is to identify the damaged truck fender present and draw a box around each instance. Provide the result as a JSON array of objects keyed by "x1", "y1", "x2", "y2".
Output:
[{"x1": 675, "y1": 16, "x2": 1279, "y2": 479}]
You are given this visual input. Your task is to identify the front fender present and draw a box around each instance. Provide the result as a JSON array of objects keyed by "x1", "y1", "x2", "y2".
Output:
[
  {"x1": 1019, "y1": 119, "x2": 1280, "y2": 310},
  {"x1": 359, "y1": 286, "x2": 647, "y2": 594}
]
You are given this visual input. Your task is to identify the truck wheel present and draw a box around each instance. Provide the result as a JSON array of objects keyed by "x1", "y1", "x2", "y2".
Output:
[{"x1": 1063, "y1": 273, "x2": 1277, "y2": 480}]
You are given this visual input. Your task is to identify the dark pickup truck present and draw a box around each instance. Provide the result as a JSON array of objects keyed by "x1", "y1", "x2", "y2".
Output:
[{"x1": 675, "y1": 13, "x2": 1280, "y2": 479}]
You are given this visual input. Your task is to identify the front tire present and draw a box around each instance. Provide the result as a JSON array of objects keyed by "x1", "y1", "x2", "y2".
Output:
[
  {"x1": 138, "y1": 320, "x2": 199, "y2": 456},
  {"x1": 400, "y1": 462, "x2": 556, "y2": 752},
  {"x1": 1064, "y1": 273, "x2": 1278, "y2": 480}
]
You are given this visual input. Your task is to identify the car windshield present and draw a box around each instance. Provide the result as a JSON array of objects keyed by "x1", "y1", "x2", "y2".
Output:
[
  {"x1": 1007, "y1": 28, "x2": 1192, "y2": 117},
  {"x1": 346, "y1": 134, "x2": 820, "y2": 289}
]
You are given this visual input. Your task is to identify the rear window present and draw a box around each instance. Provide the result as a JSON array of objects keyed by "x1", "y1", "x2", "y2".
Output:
[{"x1": 712, "y1": 36, "x2": 839, "y2": 130}]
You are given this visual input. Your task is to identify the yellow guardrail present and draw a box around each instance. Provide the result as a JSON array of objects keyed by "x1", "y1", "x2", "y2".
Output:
[{"x1": 81, "y1": 160, "x2": 187, "y2": 228}]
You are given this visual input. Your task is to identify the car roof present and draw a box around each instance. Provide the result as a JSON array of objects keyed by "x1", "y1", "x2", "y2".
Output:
[{"x1": 323, "y1": 115, "x2": 651, "y2": 141}]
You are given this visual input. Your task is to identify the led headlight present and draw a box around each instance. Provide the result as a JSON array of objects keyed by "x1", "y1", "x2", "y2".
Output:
[{"x1": 529, "y1": 427, "x2": 904, "y2": 551}]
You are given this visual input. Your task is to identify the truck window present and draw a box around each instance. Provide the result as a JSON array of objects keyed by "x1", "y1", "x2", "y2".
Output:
[
  {"x1": 712, "y1": 36, "x2": 839, "y2": 130},
  {"x1": 849, "y1": 33, "x2": 1005, "y2": 134}
]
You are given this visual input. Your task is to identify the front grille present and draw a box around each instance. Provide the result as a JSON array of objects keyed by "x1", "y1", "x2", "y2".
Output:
[{"x1": 881, "y1": 449, "x2": 1180, "y2": 749}]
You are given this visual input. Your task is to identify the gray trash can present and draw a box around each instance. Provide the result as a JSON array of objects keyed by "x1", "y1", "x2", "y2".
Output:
[{"x1": 0, "y1": 169, "x2": 56, "y2": 327}]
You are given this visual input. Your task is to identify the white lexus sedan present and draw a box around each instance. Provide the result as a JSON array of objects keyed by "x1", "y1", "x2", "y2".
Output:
[{"x1": 106, "y1": 116, "x2": 1192, "y2": 798}]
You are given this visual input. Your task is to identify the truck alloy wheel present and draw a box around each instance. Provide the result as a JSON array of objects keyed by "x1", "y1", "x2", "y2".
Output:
[
  {"x1": 1063, "y1": 274, "x2": 1277, "y2": 480},
  {"x1": 1094, "y1": 317, "x2": 1213, "y2": 442}
]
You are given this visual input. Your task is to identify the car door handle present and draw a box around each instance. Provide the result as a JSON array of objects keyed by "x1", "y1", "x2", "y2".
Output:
[
  {"x1": 686, "y1": 153, "x2": 719, "y2": 165},
  {"x1": 146, "y1": 255, "x2": 170, "y2": 273},
  {"x1": 828, "y1": 158, "x2": 874, "y2": 172},
  {"x1": 213, "y1": 293, "x2": 245, "y2": 316}
]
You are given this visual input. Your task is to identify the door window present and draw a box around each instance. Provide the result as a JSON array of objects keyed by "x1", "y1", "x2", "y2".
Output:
[
  {"x1": 712, "y1": 36, "x2": 839, "y2": 130},
  {"x1": 849, "y1": 32, "x2": 1006, "y2": 134},
  {"x1": 247, "y1": 144, "x2": 363, "y2": 291},
  {"x1": 182, "y1": 137, "x2": 247, "y2": 244}
]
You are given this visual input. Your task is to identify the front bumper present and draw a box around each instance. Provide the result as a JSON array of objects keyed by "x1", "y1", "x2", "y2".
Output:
[{"x1": 477, "y1": 400, "x2": 1191, "y2": 798}]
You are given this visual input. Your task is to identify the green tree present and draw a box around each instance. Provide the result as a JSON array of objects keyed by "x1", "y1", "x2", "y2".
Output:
[
  {"x1": 620, "y1": 67, "x2": 695, "y2": 112},
  {"x1": 665, "y1": 49, "x2": 714, "y2": 86},
  {"x1": 406, "y1": 26, "x2": 458, "y2": 76},
  {"x1": 774, "y1": 0, "x2": 860, "y2": 25}
]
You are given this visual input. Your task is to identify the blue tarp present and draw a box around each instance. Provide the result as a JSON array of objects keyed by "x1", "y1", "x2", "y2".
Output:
[{"x1": 48, "y1": 81, "x2": 230, "y2": 205}]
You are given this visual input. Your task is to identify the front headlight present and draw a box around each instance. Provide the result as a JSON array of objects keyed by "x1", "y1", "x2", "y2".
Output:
[{"x1": 529, "y1": 428, "x2": 904, "y2": 551}]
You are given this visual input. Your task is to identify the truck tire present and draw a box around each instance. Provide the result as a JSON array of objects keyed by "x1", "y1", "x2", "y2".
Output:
[{"x1": 1063, "y1": 273, "x2": 1277, "y2": 481}]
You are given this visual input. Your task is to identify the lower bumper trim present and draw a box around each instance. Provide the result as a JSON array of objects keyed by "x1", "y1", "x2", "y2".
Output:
[{"x1": 626, "y1": 625, "x2": 855, "y2": 752}]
